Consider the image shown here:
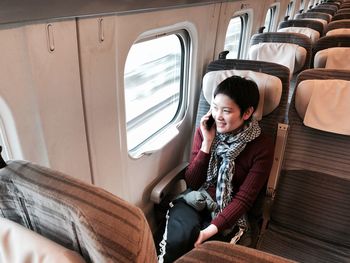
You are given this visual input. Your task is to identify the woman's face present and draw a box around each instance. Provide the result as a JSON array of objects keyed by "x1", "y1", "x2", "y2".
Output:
[{"x1": 211, "y1": 93, "x2": 252, "y2": 134}]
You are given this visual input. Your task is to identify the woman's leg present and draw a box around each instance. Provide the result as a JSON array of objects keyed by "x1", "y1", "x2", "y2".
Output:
[{"x1": 157, "y1": 199, "x2": 202, "y2": 263}]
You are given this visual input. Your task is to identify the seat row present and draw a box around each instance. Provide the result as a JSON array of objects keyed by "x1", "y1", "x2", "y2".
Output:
[
  {"x1": 150, "y1": 3, "x2": 350, "y2": 260},
  {"x1": 151, "y1": 50, "x2": 350, "y2": 260},
  {"x1": 249, "y1": 21, "x2": 350, "y2": 76},
  {"x1": 156, "y1": 1, "x2": 349, "y2": 260},
  {"x1": 191, "y1": 57, "x2": 350, "y2": 261},
  {"x1": 248, "y1": 0, "x2": 350, "y2": 75},
  {"x1": 310, "y1": 0, "x2": 350, "y2": 21}
]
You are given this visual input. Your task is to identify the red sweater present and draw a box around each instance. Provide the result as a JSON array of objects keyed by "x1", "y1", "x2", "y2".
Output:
[{"x1": 184, "y1": 127, "x2": 274, "y2": 232}]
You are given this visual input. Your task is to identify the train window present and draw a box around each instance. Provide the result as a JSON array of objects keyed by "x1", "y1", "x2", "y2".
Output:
[
  {"x1": 0, "y1": 118, "x2": 11, "y2": 160},
  {"x1": 308, "y1": 0, "x2": 314, "y2": 9},
  {"x1": 224, "y1": 14, "x2": 247, "y2": 59},
  {"x1": 124, "y1": 31, "x2": 189, "y2": 155},
  {"x1": 286, "y1": 1, "x2": 294, "y2": 19},
  {"x1": 300, "y1": 0, "x2": 305, "y2": 12},
  {"x1": 263, "y1": 6, "x2": 276, "y2": 32}
]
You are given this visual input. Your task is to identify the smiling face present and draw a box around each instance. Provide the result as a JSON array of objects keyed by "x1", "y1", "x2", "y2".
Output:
[{"x1": 212, "y1": 93, "x2": 253, "y2": 134}]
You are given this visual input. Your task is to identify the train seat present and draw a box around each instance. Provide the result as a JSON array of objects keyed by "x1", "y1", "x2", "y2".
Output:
[
  {"x1": 175, "y1": 241, "x2": 296, "y2": 263},
  {"x1": 277, "y1": 19, "x2": 324, "y2": 43},
  {"x1": 308, "y1": 7, "x2": 336, "y2": 17},
  {"x1": 295, "y1": 12, "x2": 332, "y2": 31},
  {"x1": 326, "y1": 19, "x2": 350, "y2": 35},
  {"x1": 249, "y1": 32, "x2": 312, "y2": 75},
  {"x1": 314, "y1": 47, "x2": 350, "y2": 69},
  {"x1": 312, "y1": 35, "x2": 350, "y2": 69},
  {"x1": 335, "y1": 7, "x2": 350, "y2": 14},
  {"x1": 0, "y1": 217, "x2": 85, "y2": 263},
  {"x1": 332, "y1": 12, "x2": 350, "y2": 21},
  {"x1": 340, "y1": 2, "x2": 350, "y2": 9},
  {"x1": 257, "y1": 69, "x2": 350, "y2": 262},
  {"x1": 319, "y1": 2, "x2": 341, "y2": 9},
  {"x1": 151, "y1": 59, "x2": 292, "y2": 261},
  {"x1": 326, "y1": 27, "x2": 350, "y2": 35},
  {"x1": 0, "y1": 159, "x2": 157, "y2": 263},
  {"x1": 295, "y1": 12, "x2": 332, "y2": 23}
]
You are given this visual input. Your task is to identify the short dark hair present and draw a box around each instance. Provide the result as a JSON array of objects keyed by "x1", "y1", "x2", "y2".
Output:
[{"x1": 213, "y1": 75, "x2": 259, "y2": 121}]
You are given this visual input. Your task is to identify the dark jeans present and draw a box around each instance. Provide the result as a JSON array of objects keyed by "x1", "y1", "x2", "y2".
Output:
[{"x1": 156, "y1": 198, "x2": 212, "y2": 263}]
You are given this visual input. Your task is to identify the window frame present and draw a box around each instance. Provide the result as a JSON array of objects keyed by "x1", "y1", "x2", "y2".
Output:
[
  {"x1": 299, "y1": 0, "x2": 305, "y2": 12},
  {"x1": 124, "y1": 29, "x2": 191, "y2": 158},
  {"x1": 224, "y1": 13, "x2": 248, "y2": 59},
  {"x1": 308, "y1": 0, "x2": 315, "y2": 9},
  {"x1": 286, "y1": 1, "x2": 295, "y2": 19},
  {"x1": 0, "y1": 117, "x2": 12, "y2": 160},
  {"x1": 264, "y1": 6, "x2": 277, "y2": 32}
]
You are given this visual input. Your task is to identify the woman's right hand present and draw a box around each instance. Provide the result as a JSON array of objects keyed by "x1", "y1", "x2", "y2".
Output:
[{"x1": 199, "y1": 110, "x2": 216, "y2": 153}]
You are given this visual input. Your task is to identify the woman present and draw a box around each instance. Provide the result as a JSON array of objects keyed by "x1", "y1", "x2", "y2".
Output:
[{"x1": 157, "y1": 75, "x2": 274, "y2": 263}]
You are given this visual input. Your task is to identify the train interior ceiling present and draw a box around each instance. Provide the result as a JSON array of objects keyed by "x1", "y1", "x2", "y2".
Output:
[{"x1": 1, "y1": 0, "x2": 350, "y2": 262}]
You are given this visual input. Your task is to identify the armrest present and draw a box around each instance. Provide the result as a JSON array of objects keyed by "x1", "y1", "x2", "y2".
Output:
[{"x1": 150, "y1": 162, "x2": 189, "y2": 204}]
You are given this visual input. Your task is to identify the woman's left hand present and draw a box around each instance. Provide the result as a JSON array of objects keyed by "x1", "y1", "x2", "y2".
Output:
[{"x1": 194, "y1": 224, "x2": 218, "y2": 247}]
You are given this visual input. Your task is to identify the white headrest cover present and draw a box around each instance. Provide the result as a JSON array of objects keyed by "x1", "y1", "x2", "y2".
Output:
[
  {"x1": 295, "y1": 79, "x2": 350, "y2": 135},
  {"x1": 202, "y1": 70, "x2": 282, "y2": 120},
  {"x1": 278, "y1": 27, "x2": 320, "y2": 43},
  {"x1": 0, "y1": 217, "x2": 85, "y2": 263},
  {"x1": 326, "y1": 28, "x2": 350, "y2": 36},
  {"x1": 248, "y1": 42, "x2": 307, "y2": 74},
  {"x1": 314, "y1": 47, "x2": 350, "y2": 70}
]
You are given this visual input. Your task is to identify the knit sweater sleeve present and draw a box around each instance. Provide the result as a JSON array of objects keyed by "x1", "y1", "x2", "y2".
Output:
[
  {"x1": 184, "y1": 128, "x2": 210, "y2": 190},
  {"x1": 211, "y1": 135, "x2": 274, "y2": 232}
]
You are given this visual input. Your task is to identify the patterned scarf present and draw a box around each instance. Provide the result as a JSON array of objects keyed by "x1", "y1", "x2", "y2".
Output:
[{"x1": 204, "y1": 119, "x2": 261, "y2": 213}]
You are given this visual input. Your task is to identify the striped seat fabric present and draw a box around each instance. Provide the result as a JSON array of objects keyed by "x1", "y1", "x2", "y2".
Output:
[
  {"x1": 258, "y1": 69, "x2": 350, "y2": 262},
  {"x1": 295, "y1": 12, "x2": 332, "y2": 23},
  {"x1": 307, "y1": 7, "x2": 337, "y2": 16},
  {"x1": 332, "y1": 13, "x2": 350, "y2": 21},
  {"x1": 336, "y1": 8, "x2": 350, "y2": 14},
  {"x1": 0, "y1": 160, "x2": 157, "y2": 263},
  {"x1": 175, "y1": 241, "x2": 296, "y2": 263}
]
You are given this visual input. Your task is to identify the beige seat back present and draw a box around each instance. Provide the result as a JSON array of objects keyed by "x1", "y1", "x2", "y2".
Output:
[{"x1": 312, "y1": 35, "x2": 350, "y2": 69}]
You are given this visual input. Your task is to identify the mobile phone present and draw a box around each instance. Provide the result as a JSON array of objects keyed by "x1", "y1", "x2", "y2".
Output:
[{"x1": 206, "y1": 115, "x2": 215, "y2": 129}]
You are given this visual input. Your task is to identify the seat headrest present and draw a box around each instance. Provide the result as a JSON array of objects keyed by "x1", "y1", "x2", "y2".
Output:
[
  {"x1": 278, "y1": 27, "x2": 320, "y2": 43},
  {"x1": 203, "y1": 70, "x2": 282, "y2": 120},
  {"x1": 326, "y1": 28, "x2": 350, "y2": 36},
  {"x1": 295, "y1": 79, "x2": 350, "y2": 135},
  {"x1": 314, "y1": 47, "x2": 350, "y2": 69},
  {"x1": 300, "y1": 18, "x2": 328, "y2": 29},
  {"x1": 0, "y1": 217, "x2": 85, "y2": 263},
  {"x1": 248, "y1": 42, "x2": 307, "y2": 74}
]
